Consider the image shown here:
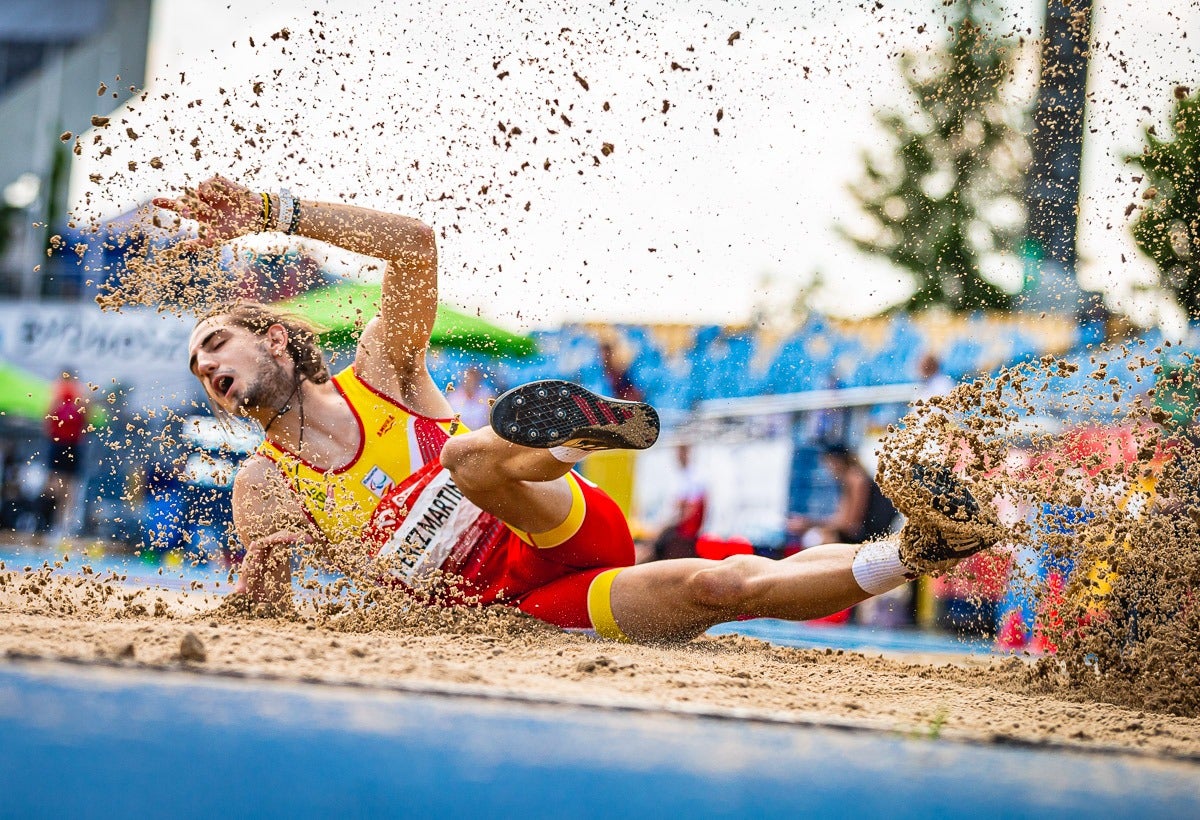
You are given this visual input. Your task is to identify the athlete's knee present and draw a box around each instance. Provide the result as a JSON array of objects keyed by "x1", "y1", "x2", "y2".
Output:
[
  {"x1": 440, "y1": 430, "x2": 496, "y2": 475},
  {"x1": 685, "y1": 555, "x2": 765, "y2": 608}
]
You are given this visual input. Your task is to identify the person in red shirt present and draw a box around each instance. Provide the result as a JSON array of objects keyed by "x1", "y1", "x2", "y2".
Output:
[
  {"x1": 42, "y1": 371, "x2": 89, "y2": 537},
  {"x1": 652, "y1": 445, "x2": 708, "y2": 560}
]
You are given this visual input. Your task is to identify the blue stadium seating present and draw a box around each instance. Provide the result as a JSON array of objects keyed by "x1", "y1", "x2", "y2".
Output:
[{"x1": 437, "y1": 313, "x2": 1167, "y2": 425}]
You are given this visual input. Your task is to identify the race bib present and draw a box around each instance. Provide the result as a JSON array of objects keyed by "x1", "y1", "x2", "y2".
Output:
[{"x1": 363, "y1": 461, "x2": 505, "y2": 585}]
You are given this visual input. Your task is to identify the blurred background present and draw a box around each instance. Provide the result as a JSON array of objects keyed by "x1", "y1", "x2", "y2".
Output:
[{"x1": 1, "y1": 0, "x2": 1198, "y2": 648}]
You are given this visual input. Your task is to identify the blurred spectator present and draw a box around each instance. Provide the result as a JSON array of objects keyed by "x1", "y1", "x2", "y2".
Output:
[
  {"x1": 41, "y1": 370, "x2": 89, "y2": 538},
  {"x1": 1076, "y1": 291, "x2": 1111, "y2": 349},
  {"x1": 238, "y1": 251, "x2": 329, "y2": 301},
  {"x1": 917, "y1": 352, "x2": 955, "y2": 400},
  {"x1": 787, "y1": 442, "x2": 897, "y2": 548},
  {"x1": 650, "y1": 444, "x2": 708, "y2": 560},
  {"x1": 82, "y1": 383, "x2": 138, "y2": 545},
  {"x1": 0, "y1": 439, "x2": 21, "y2": 531},
  {"x1": 447, "y1": 366, "x2": 495, "y2": 431},
  {"x1": 138, "y1": 429, "x2": 189, "y2": 554},
  {"x1": 600, "y1": 340, "x2": 644, "y2": 402}
]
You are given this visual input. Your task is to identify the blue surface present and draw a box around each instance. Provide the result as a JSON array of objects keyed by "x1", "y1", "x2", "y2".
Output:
[
  {"x1": 711, "y1": 619, "x2": 994, "y2": 655},
  {"x1": 0, "y1": 542, "x2": 226, "y2": 592},
  {"x1": 0, "y1": 662, "x2": 1197, "y2": 819}
]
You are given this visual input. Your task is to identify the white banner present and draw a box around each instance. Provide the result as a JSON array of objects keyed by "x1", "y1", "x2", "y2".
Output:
[{"x1": 0, "y1": 300, "x2": 198, "y2": 411}]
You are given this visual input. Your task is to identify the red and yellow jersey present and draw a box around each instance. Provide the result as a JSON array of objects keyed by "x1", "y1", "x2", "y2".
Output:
[
  {"x1": 254, "y1": 365, "x2": 636, "y2": 630},
  {"x1": 255, "y1": 365, "x2": 465, "y2": 547}
]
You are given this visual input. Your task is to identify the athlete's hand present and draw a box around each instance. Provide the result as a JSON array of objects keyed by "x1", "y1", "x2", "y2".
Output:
[
  {"x1": 214, "y1": 591, "x2": 297, "y2": 619},
  {"x1": 153, "y1": 175, "x2": 263, "y2": 246},
  {"x1": 234, "y1": 529, "x2": 311, "y2": 602}
]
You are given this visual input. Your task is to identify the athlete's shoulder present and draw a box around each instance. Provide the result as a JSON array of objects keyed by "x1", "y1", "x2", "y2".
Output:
[
  {"x1": 231, "y1": 453, "x2": 308, "y2": 542},
  {"x1": 234, "y1": 452, "x2": 290, "y2": 496}
]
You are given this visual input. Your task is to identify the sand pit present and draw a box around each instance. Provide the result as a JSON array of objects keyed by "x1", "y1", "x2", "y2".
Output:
[{"x1": 2, "y1": 572, "x2": 1198, "y2": 762}]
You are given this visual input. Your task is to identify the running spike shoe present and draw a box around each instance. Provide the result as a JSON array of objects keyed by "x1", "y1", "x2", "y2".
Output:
[
  {"x1": 910, "y1": 463, "x2": 982, "y2": 525},
  {"x1": 898, "y1": 463, "x2": 999, "y2": 573},
  {"x1": 490, "y1": 380, "x2": 660, "y2": 451}
]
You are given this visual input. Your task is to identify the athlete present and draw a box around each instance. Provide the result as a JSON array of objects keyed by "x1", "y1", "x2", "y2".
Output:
[{"x1": 160, "y1": 175, "x2": 996, "y2": 643}]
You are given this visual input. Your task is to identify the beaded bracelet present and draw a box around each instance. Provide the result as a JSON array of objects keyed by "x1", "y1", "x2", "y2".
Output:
[
  {"x1": 286, "y1": 195, "x2": 301, "y2": 235},
  {"x1": 259, "y1": 191, "x2": 272, "y2": 232}
]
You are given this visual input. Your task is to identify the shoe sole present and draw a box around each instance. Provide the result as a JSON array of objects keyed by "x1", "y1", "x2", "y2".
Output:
[{"x1": 490, "y1": 380, "x2": 660, "y2": 451}]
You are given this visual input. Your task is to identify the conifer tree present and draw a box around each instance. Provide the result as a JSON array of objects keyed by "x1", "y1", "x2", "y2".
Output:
[
  {"x1": 1128, "y1": 88, "x2": 1200, "y2": 321},
  {"x1": 844, "y1": 0, "x2": 1028, "y2": 312}
]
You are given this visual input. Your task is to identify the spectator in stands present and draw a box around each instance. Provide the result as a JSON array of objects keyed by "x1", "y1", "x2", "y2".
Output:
[
  {"x1": 239, "y1": 251, "x2": 328, "y2": 301},
  {"x1": 651, "y1": 444, "x2": 708, "y2": 560},
  {"x1": 0, "y1": 439, "x2": 21, "y2": 531},
  {"x1": 41, "y1": 369, "x2": 89, "y2": 538},
  {"x1": 138, "y1": 425, "x2": 189, "y2": 554},
  {"x1": 917, "y1": 352, "x2": 955, "y2": 401},
  {"x1": 788, "y1": 442, "x2": 897, "y2": 547},
  {"x1": 447, "y1": 365, "x2": 495, "y2": 431},
  {"x1": 600, "y1": 339, "x2": 644, "y2": 402}
]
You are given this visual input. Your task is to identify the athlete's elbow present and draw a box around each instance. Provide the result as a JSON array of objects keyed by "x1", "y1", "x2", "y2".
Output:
[{"x1": 402, "y1": 219, "x2": 437, "y2": 260}]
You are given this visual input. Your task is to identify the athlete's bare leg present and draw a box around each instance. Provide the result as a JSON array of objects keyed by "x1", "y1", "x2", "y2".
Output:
[
  {"x1": 608, "y1": 544, "x2": 874, "y2": 642},
  {"x1": 443, "y1": 431, "x2": 881, "y2": 641},
  {"x1": 440, "y1": 428, "x2": 576, "y2": 533}
]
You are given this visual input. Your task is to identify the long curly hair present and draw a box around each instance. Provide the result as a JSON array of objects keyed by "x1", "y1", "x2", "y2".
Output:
[{"x1": 198, "y1": 300, "x2": 331, "y2": 385}]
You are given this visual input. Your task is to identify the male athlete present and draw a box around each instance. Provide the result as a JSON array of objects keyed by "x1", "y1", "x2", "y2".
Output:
[{"x1": 161, "y1": 176, "x2": 995, "y2": 643}]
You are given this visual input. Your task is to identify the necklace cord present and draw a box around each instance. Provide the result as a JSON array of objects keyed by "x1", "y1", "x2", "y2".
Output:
[{"x1": 262, "y1": 374, "x2": 302, "y2": 437}]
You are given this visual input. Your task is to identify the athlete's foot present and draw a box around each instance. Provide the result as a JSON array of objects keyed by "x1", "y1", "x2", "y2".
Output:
[
  {"x1": 490, "y1": 380, "x2": 660, "y2": 451},
  {"x1": 897, "y1": 463, "x2": 1000, "y2": 574}
]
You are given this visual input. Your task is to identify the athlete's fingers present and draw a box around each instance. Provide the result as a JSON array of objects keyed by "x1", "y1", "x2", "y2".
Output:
[{"x1": 197, "y1": 175, "x2": 241, "y2": 208}]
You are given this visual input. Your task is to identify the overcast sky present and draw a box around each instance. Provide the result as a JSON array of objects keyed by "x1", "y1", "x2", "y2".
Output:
[{"x1": 68, "y1": 0, "x2": 1199, "y2": 331}]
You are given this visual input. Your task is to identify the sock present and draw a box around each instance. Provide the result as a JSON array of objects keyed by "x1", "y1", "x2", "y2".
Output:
[
  {"x1": 549, "y1": 445, "x2": 591, "y2": 463},
  {"x1": 851, "y1": 539, "x2": 915, "y2": 595}
]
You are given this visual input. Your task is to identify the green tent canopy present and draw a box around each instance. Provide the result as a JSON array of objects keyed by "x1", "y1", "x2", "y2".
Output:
[
  {"x1": 273, "y1": 282, "x2": 536, "y2": 357},
  {"x1": 0, "y1": 361, "x2": 107, "y2": 426},
  {"x1": 0, "y1": 360, "x2": 51, "y2": 422}
]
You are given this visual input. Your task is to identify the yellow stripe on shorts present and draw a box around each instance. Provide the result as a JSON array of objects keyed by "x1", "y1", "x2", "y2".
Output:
[
  {"x1": 587, "y1": 567, "x2": 631, "y2": 643},
  {"x1": 523, "y1": 471, "x2": 587, "y2": 549}
]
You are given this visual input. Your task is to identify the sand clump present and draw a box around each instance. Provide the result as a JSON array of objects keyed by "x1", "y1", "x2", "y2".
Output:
[
  {"x1": 878, "y1": 345, "x2": 1200, "y2": 717},
  {"x1": 179, "y1": 631, "x2": 207, "y2": 662}
]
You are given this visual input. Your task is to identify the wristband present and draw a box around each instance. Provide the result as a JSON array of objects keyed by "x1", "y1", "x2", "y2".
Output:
[
  {"x1": 286, "y1": 193, "x2": 301, "y2": 235},
  {"x1": 259, "y1": 191, "x2": 272, "y2": 232},
  {"x1": 276, "y1": 188, "x2": 294, "y2": 232}
]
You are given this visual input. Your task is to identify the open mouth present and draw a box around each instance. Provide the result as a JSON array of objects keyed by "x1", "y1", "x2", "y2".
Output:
[{"x1": 214, "y1": 375, "x2": 234, "y2": 399}]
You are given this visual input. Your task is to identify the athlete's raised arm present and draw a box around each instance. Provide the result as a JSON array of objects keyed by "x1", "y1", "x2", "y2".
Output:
[
  {"x1": 287, "y1": 195, "x2": 439, "y2": 378},
  {"x1": 156, "y1": 175, "x2": 445, "y2": 414}
]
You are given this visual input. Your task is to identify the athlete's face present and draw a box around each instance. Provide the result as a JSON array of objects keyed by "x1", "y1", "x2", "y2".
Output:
[{"x1": 188, "y1": 317, "x2": 289, "y2": 416}]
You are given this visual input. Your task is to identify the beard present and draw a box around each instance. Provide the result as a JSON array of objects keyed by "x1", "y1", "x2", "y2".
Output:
[{"x1": 235, "y1": 350, "x2": 294, "y2": 415}]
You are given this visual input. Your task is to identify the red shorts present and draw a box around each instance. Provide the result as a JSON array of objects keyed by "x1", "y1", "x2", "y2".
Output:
[{"x1": 481, "y1": 472, "x2": 634, "y2": 637}]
